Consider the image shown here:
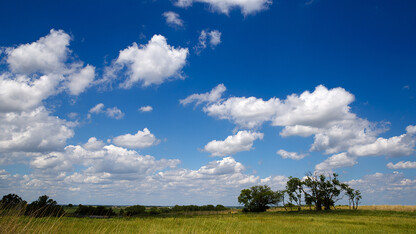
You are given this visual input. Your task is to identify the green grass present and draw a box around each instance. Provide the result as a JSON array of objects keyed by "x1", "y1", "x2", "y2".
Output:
[{"x1": 1, "y1": 209, "x2": 415, "y2": 233}]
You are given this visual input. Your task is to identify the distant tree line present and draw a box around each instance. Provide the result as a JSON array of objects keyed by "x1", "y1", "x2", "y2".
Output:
[
  {"x1": 239, "y1": 172, "x2": 361, "y2": 212},
  {"x1": 74, "y1": 205, "x2": 116, "y2": 216},
  {"x1": 119, "y1": 204, "x2": 228, "y2": 217},
  {"x1": 1, "y1": 193, "x2": 229, "y2": 218}
]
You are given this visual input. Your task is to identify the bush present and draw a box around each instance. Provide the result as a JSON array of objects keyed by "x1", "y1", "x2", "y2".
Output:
[{"x1": 149, "y1": 207, "x2": 160, "y2": 215}]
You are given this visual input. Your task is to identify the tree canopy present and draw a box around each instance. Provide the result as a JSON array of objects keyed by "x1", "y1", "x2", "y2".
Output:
[{"x1": 238, "y1": 185, "x2": 282, "y2": 212}]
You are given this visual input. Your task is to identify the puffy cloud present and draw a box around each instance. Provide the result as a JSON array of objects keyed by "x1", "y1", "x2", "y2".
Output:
[
  {"x1": 180, "y1": 83, "x2": 226, "y2": 106},
  {"x1": 347, "y1": 172, "x2": 416, "y2": 205},
  {"x1": 185, "y1": 84, "x2": 415, "y2": 158},
  {"x1": 199, "y1": 157, "x2": 245, "y2": 175},
  {"x1": 0, "y1": 73, "x2": 60, "y2": 113},
  {"x1": 89, "y1": 103, "x2": 105, "y2": 114},
  {"x1": 2, "y1": 141, "x2": 289, "y2": 205},
  {"x1": 348, "y1": 125, "x2": 416, "y2": 157},
  {"x1": 88, "y1": 103, "x2": 124, "y2": 120},
  {"x1": 314, "y1": 152, "x2": 357, "y2": 172},
  {"x1": 194, "y1": 30, "x2": 222, "y2": 54},
  {"x1": 204, "y1": 96, "x2": 280, "y2": 128},
  {"x1": 103, "y1": 35, "x2": 189, "y2": 88},
  {"x1": 271, "y1": 85, "x2": 355, "y2": 128},
  {"x1": 387, "y1": 161, "x2": 416, "y2": 169},
  {"x1": 209, "y1": 30, "x2": 222, "y2": 47},
  {"x1": 0, "y1": 107, "x2": 74, "y2": 153},
  {"x1": 105, "y1": 107, "x2": 124, "y2": 120},
  {"x1": 29, "y1": 142, "x2": 180, "y2": 179},
  {"x1": 204, "y1": 130, "x2": 264, "y2": 156},
  {"x1": 65, "y1": 65, "x2": 95, "y2": 95},
  {"x1": 174, "y1": 0, "x2": 272, "y2": 15},
  {"x1": 162, "y1": 11, "x2": 184, "y2": 28},
  {"x1": 112, "y1": 128, "x2": 160, "y2": 149},
  {"x1": 277, "y1": 149, "x2": 308, "y2": 160},
  {"x1": 4, "y1": 29, "x2": 95, "y2": 96},
  {"x1": 139, "y1": 106, "x2": 153, "y2": 112},
  {"x1": 83, "y1": 137, "x2": 105, "y2": 151},
  {"x1": 6, "y1": 29, "x2": 70, "y2": 74}
]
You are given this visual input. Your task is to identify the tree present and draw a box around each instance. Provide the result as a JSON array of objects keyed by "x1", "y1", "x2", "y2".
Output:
[
  {"x1": 0, "y1": 193, "x2": 27, "y2": 210},
  {"x1": 346, "y1": 187, "x2": 362, "y2": 210},
  {"x1": 238, "y1": 185, "x2": 281, "y2": 212},
  {"x1": 286, "y1": 177, "x2": 304, "y2": 211},
  {"x1": 301, "y1": 172, "x2": 348, "y2": 211},
  {"x1": 25, "y1": 195, "x2": 63, "y2": 217}
]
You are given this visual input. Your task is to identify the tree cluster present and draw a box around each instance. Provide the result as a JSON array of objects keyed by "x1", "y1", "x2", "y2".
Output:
[
  {"x1": 1, "y1": 194, "x2": 63, "y2": 217},
  {"x1": 238, "y1": 172, "x2": 362, "y2": 212}
]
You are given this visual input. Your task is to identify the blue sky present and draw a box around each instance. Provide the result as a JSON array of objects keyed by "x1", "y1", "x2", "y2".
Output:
[{"x1": 0, "y1": 0, "x2": 415, "y2": 206}]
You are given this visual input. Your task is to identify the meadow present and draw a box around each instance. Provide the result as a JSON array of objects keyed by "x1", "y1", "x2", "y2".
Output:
[{"x1": 1, "y1": 207, "x2": 416, "y2": 233}]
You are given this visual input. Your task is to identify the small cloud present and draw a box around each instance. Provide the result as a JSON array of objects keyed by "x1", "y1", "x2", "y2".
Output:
[
  {"x1": 106, "y1": 107, "x2": 124, "y2": 119},
  {"x1": 89, "y1": 103, "x2": 124, "y2": 119},
  {"x1": 277, "y1": 149, "x2": 308, "y2": 160},
  {"x1": 67, "y1": 112, "x2": 78, "y2": 119},
  {"x1": 163, "y1": 11, "x2": 184, "y2": 28},
  {"x1": 304, "y1": 0, "x2": 315, "y2": 5},
  {"x1": 194, "y1": 29, "x2": 222, "y2": 55},
  {"x1": 112, "y1": 128, "x2": 160, "y2": 149},
  {"x1": 69, "y1": 187, "x2": 81, "y2": 191},
  {"x1": 139, "y1": 105, "x2": 153, "y2": 112},
  {"x1": 89, "y1": 103, "x2": 105, "y2": 114}
]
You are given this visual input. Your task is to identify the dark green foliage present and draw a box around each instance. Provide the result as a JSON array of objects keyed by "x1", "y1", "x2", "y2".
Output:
[
  {"x1": 238, "y1": 185, "x2": 282, "y2": 212},
  {"x1": 124, "y1": 205, "x2": 146, "y2": 216},
  {"x1": 171, "y1": 204, "x2": 228, "y2": 212},
  {"x1": 215, "y1": 204, "x2": 227, "y2": 211},
  {"x1": 25, "y1": 195, "x2": 64, "y2": 217},
  {"x1": 149, "y1": 207, "x2": 160, "y2": 215},
  {"x1": 75, "y1": 205, "x2": 115, "y2": 216},
  {"x1": 0, "y1": 193, "x2": 27, "y2": 210}
]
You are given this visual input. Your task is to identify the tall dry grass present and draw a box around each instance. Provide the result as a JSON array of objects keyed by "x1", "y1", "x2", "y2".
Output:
[{"x1": 358, "y1": 205, "x2": 416, "y2": 212}]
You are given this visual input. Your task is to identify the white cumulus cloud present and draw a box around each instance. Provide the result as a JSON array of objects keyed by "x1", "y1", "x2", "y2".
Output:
[
  {"x1": 204, "y1": 130, "x2": 264, "y2": 156},
  {"x1": 6, "y1": 29, "x2": 70, "y2": 74},
  {"x1": 103, "y1": 35, "x2": 189, "y2": 88},
  {"x1": 348, "y1": 125, "x2": 416, "y2": 157},
  {"x1": 315, "y1": 152, "x2": 357, "y2": 172},
  {"x1": 112, "y1": 128, "x2": 160, "y2": 149},
  {"x1": 387, "y1": 161, "x2": 416, "y2": 169}
]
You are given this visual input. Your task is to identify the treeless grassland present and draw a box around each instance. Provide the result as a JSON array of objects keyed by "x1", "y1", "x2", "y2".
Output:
[{"x1": 1, "y1": 208, "x2": 415, "y2": 233}]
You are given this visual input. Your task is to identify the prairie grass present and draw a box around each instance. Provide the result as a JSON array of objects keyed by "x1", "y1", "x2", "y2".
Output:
[
  {"x1": 1, "y1": 208, "x2": 415, "y2": 233},
  {"x1": 358, "y1": 205, "x2": 416, "y2": 212}
]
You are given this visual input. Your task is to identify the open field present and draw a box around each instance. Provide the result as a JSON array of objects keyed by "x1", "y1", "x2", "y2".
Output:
[{"x1": 1, "y1": 209, "x2": 416, "y2": 233}]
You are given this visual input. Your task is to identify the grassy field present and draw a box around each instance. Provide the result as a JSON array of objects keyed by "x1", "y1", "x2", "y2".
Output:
[
  {"x1": 0, "y1": 210, "x2": 416, "y2": 233},
  {"x1": 1, "y1": 208, "x2": 415, "y2": 233}
]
